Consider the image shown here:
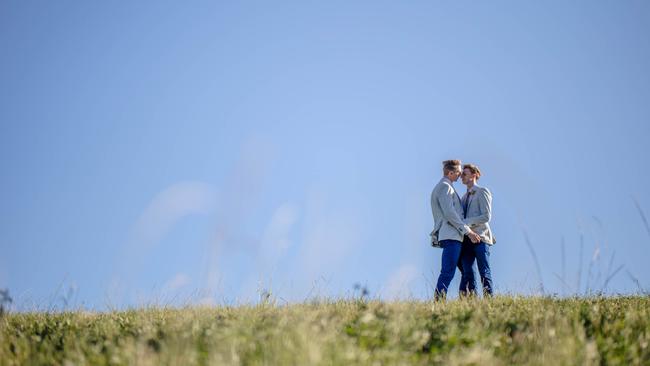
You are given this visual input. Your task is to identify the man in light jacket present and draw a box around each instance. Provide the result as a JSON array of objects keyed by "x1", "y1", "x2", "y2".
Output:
[
  {"x1": 458, "y1": 163, "x2": 495, "y2": 296},
  {"x1": 430, "y1": 159, "x2": 481, "y2": 300}
]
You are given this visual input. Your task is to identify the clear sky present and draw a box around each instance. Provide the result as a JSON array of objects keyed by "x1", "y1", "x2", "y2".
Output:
[{"x1": 2, "y1": 1, "x2": 649, "y2": 310}]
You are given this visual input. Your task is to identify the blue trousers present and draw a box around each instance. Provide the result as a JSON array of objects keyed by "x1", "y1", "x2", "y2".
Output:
[
  {"x1": 459, "y1": 239, "x2": 477, "y2": 295},
  {"x1": 435, "y1": 239, "x2": 462, "y2": 299},
  {"x1": 459, "y1": 237, "x2": 494, "y2": 296}
]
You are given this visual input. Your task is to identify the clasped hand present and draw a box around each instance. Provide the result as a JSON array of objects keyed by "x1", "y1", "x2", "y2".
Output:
[{"x1": 467, "y1": 231, "x2": 481, "y2": 244}]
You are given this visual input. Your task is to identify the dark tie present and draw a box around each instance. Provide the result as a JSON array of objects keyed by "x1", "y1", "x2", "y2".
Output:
[{"x1": 462, "y1": 192, "x2": 470, "y2": 218}]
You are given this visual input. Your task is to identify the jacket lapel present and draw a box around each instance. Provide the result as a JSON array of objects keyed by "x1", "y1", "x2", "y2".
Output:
[{"x1": 466, "y1": 186, "x2": 477, "y2": 213}]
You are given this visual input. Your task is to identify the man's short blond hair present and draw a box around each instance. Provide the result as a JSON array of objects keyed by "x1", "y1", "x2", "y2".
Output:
[
  {"x1": 463, "y1": 163, "x2": 482, "y2": 179},
  {"x1": 442, "y1": 160, "x2": 461, "y2": 174}
]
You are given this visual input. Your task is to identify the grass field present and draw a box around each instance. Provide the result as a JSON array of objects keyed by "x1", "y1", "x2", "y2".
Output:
[{"x1": 1, "y1": 296, "x2": 648, "y2": 365}]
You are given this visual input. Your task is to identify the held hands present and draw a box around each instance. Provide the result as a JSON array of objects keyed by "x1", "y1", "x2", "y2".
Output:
[{"x1": 467, "y1": 230, "x2": 481, "y2": 244}]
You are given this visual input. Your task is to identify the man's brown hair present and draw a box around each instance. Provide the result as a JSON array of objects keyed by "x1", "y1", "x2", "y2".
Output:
[
  {"x1": 463, "y1": 163, "x2": 482, "y2": 179},
  {"x1": 442, "y1": 159, "x2": 461, "y2": 174}
]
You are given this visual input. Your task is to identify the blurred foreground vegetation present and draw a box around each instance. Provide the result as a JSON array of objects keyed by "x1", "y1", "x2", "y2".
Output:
[{"x1": 1, "y1": 296, "x2": 649, "y2": 365}]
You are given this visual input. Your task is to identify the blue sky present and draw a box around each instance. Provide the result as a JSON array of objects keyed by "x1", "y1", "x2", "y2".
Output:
[{"x1": 2, "y1": 1, "x2": 649, "y2": 310}]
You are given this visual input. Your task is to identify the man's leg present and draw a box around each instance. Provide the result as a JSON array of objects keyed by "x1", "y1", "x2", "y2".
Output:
[
  {"x1": 474, "y1": 242, "x2": 494, "y2": 296},
  {"x1": 457, "y1": 254, "x2": 466, "y2": 294},
  {"x1": 459, "y1": 237, "x2": 477, "y2": 296},
  {"x1": 435, "y1": 240, "x2": 462, "y2": 300}
]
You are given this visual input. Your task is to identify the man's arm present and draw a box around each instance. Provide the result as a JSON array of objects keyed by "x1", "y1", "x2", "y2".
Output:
[
  {"x1": 464, "y1": 188, "x2": 492, "y2": 226},
  {"x1": 438, "y1": 184, "x2": 471, "y2": 235}
]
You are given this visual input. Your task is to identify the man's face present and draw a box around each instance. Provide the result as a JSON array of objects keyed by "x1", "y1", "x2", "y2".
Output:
[
  {"x1": 461, "y1": 168, "x2": 475, "y2": 185},
  {"x1": 449, "y1": 167, "x2": 462, "y2": 182}
]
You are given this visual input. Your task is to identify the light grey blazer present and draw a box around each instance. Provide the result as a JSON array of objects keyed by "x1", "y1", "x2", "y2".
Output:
[
  {"x1": 462, "y1": 184, "x2": 495, "y2": 245},
  {"x1": 430, "y1": 177, "x2": 471, "y2": 243}
]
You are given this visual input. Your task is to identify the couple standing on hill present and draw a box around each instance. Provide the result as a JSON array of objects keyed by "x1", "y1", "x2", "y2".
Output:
[{"x1": 430, "y1": 159, "x2": 495, "y2": 300}]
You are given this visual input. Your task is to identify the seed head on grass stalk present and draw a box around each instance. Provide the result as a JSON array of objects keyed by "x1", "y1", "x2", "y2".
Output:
[
  {"x1": 585, "y1": 245, "x2": 600, "y2": 295},
  {"x1": 601, "y1": 264, "x2": 624, "y2": 291},
  {"x1": 577, "y1": 233, "x2": 584, "y2": 295},
  {"x1": 560, "y1": 236, "x2": 569, "y2": 295},
  {"x1": 632, "y1": 197, "x2": 650, "y2": 241},
  {"x1": 523, "y1": 230, "x2": 544, "y2": 295}
]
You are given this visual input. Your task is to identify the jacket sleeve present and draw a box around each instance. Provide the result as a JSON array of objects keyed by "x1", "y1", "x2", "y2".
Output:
[
  {"x1": 464, "y1": 188, "x2": 492, "y2": 226},
  {"x1": 439, "y1": 184, "x2": 471, "y2": 235}
]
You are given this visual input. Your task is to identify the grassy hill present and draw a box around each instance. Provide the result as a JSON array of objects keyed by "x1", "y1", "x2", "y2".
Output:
[{"x1": 1, "y1": 296, "x2": 648, "y2": 365}]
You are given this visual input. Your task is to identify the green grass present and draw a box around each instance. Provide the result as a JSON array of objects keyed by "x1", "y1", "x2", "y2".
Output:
[{"x1": 1, "y1": 296, "x2": 649, "y2": 365}]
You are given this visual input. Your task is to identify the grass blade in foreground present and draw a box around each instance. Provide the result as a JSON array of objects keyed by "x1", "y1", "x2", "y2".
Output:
[{"x1": 1, "y1": 296, "x2": 649, "y2": 365}]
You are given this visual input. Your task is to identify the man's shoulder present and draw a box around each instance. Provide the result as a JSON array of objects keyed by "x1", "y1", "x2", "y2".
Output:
[
  {"x1": 434, "y1": 179, "x2": 453, "y2": 193},
  {"x1": 474, "y1": 184, "x2": 492, "y2": 195}
]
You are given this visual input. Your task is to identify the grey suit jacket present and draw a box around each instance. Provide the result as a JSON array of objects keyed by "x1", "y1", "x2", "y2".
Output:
[
  {"x1": 430, "y1": 177, "x2": 471, "y2": 243},
  {"x1": 461, "y1": 184, "x2": 495, "y2": 245}
]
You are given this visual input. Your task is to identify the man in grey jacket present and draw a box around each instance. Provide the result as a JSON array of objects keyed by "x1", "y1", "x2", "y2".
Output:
[
  {"x1": 431, "y1": 160, "x2": 481, "y2": 299},
  {"x1": 458, "y1": 163, "x2": 494, "y2": 296}
]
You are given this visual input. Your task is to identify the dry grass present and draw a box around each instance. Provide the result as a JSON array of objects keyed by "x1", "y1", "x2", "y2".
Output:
[{"x1": 1, "y1": 296, "x2": 649, "y2": 365}]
